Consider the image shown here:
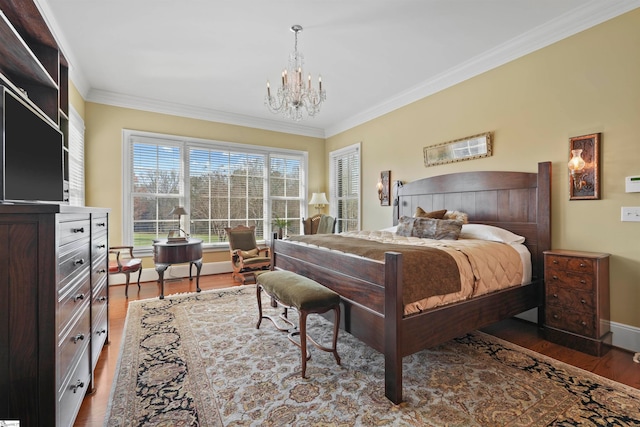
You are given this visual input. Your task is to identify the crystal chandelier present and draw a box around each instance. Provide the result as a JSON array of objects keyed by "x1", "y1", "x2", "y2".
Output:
[{"x1": 265, "y1": 25, "x2": 326, "y2": 121}]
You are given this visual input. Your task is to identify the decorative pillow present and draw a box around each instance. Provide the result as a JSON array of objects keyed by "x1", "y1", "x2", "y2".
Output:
[
  {"x1": 415, "y1": 207, "x2": 447, "y2": 219},
  {"x1": 459, "y1": 224, "x2": 525, "y2": 244},
  {"x1": 443, "y1": 210, "x2": 468, "y2": 223},
  {"x1": 239, "y1": 248, "x2": 260, "y2": 258},
  {"x1": 396, "y1": 216, "x2": 462, "y2": 240}
]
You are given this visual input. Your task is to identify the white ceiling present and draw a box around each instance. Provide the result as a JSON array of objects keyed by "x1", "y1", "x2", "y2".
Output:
[{"x1": 38, "y1": 1, "x2": 640, "y2": 138}]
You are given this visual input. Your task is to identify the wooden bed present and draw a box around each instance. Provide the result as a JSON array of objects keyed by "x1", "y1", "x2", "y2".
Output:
[{"x1": 271, "y1": 161, "x2": 551, "y2": 404}]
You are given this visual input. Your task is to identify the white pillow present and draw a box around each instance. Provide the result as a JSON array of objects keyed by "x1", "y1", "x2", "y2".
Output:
[
  {"x1": 459, "y1": 224, "x2": 525, "y2": 244},
  {"x1": 380, "y1": 225, "x2": 398, "y2": 232}
]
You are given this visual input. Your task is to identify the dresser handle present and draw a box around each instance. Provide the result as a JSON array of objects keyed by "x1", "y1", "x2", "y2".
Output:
[
  {"x1": 73, "y1": 258, "x2": 85, "y2": 266},
  {"x1": 580, "y1": 279, "x2": 586, "y2": 284},
  {"x1": 97, "y1": 222, "x2": 106, "y2": 227},
  {"x1": 72, "y1": 227, "x2": 85, "y2": 233},
  {"x1": 97, "y1": 329, "x2": 107, "y2": 336},
  {"x1": 72, "y1": 333, "x2": 85, "y2": 344},
  {"x1": 581, "y1": 321, "x2": 587, "y2": 326},
  {"x1": 580, "y1": 299, "x2": 586, "y2": 304},
  {"x1": 73, "y1": 293, "x2": 84, "y2": 302},
  {"x1": 552, "y1": 294, "x2": 558, "y2": 299},
  {"x1": 70, "y1": 380, "x2": 85, "y2": 394},
  {"x1": 98, "y1": 296, "x2": 107, "y2": 302},
  {"x1": 552, "y1": 260, "x2": 559, "y2": 264},
  {"x1": 98, "y1": 268, "x2": 106, "y2": 274},
  {"x1": 553, "y1": 314, "x2": 559, "y2": 319},
  {"x1": 579, "y1": 263, "x2": 586, "y2": 268},
  {"x1": 97, "y1": 244, "x2": 106, "y2": 249},
  {"x1": 552, "y1": 275, "x2": 558, "y2": 280}
]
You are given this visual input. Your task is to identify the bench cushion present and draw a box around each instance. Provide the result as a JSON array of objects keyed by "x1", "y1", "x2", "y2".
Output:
[{"x1": 257, "y1": 270, "x2": 339, "y2": 311}]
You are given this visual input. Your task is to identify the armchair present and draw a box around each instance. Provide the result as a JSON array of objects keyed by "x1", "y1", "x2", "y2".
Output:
[{"x1": 225, "y1": 225, "x2": 271, "y2": 284}]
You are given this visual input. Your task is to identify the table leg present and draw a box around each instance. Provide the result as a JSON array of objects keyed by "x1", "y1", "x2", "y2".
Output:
[
  {"x1": 155, "y1": 263, "x2": 170, "y2": 299},
  {"x1": 190, "y1": 259, "x2": 203, "y2": 293}
]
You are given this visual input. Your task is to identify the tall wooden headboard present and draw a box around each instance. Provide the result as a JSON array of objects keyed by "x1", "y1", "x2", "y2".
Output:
[{"x1": 393, "y1": 161, "x2": 551, "y2": 282}]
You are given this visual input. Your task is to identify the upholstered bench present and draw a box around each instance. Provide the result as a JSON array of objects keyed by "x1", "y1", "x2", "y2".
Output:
[{"x1": 256, "y1": 270, "x2": 341, "y2": 378}]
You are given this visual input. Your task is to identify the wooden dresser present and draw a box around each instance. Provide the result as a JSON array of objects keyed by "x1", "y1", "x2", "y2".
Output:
[
  {"x1": 0, "y1": 204, "x2": 109, "y2": 426},
  {"x1": 543, "y1": 249, "x2": 611, "y2": 356}
]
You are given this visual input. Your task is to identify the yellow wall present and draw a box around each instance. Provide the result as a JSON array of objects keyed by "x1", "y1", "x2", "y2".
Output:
[
  {"x1": 327, "y1": 9, "x2": 640, "y2": 328},
  {"x1": 76, "y1": 9, "x2": 640, "y2": 328},
  {"x1": 80, "y1": 103, "x2": 324, "y2": 266}
]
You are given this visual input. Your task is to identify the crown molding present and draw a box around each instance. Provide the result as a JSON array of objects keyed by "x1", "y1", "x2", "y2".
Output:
[{"x1": 87, "y1": 89, "x2": 326, "y2": 138}]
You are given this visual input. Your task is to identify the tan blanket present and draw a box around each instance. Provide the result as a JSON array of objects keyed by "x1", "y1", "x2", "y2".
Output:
[{"x1": 287, "y1": 234, "x2": 461, "y2": 305}]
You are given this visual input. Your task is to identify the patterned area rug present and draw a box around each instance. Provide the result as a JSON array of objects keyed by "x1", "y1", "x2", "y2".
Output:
[{"x1": 105, "y1": 286, "x2": 640, "y2": 426}]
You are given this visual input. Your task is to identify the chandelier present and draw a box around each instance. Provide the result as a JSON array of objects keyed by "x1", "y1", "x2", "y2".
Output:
[{"x1": 265, "y1": 25, "x2": 326, "y2": 121}]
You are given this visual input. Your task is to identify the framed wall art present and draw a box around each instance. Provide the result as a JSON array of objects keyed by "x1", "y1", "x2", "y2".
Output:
[{"x1": 424, "y1": 132, "x2": 492, "y2": 167}]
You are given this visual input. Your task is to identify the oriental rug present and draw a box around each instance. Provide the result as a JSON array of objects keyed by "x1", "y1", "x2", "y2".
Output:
[{"x1": 105, "y1": 286, "x2": 640, "y2": 426}]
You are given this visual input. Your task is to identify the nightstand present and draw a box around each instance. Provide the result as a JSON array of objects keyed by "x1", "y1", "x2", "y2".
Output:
[{"x1": 543, "y1": 249, "x2": 611, "y2": 356}]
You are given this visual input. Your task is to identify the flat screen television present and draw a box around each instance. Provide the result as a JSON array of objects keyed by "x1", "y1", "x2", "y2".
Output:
[{"x1": 1, "y1": 86, "x2": 64, "y2": 203}]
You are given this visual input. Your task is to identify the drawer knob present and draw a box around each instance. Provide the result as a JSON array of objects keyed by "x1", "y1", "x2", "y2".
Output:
[
  {"x1": 98, "y1": 296, "x2": 107, "y2": 302},
  {"x1": 72, "y1": 333, "x2": 85, "y2": 344},
  {"x1": 97, "y1": 222, "x2": 106, "y2": 227},
  {"x1": 73, "y1": 293, "x2": 85, "y2": 302},
  {"x1": 581, "y1": 321, "x2": 587, "y2": 326},
  {"x1": 580, "y1": 279, "x2": 586, "y2": 284},
  {"x1": 552, "y1": 294, "x2": 558, "y2": 299},
  {"x1": 72, "y1": 227, "x2": 85, "y2": 233},
  {"x1": 70, "y1": 380, "x2": 85, "y2": 394},
  {"x1": 579, "y1": 263, "x2": 586, "y2": 268},
  {"x1": 553, "y1": 314, "x2": 559, "y2": 319},
  {"x1": 98, "y1": 268, "x2": 107, "y2": 274},
  {"x1": 581, "y1": 299, "x2": 586, "y2": 304},
  {"x1": 73, "y1": 258, "x2": 85, "y2": 266},
  {"x1": 97, "y1": 244, "x2": 106, "y2": 249},
  {"x1": 552, "y1": 260, "x2": 559, "y2": 264},
  {"x1": 97, "y1": 329, "x2": 107, "y2": 336},
  {"x1": 552, "y1": 275, "x2": 558, "y2": 280}
]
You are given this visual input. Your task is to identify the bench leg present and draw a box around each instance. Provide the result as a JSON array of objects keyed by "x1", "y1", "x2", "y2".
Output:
[{"x1": 300, "y1": 310, "x2": 308, "y2": 378}]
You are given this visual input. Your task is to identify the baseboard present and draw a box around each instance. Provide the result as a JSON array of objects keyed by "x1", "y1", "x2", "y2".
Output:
[
  {"x1": 109, "y1": 261, "x2": 233, "y2": 285},
  {"x1": 515, "y1": 309, "x2": 640, "y2": 353}
]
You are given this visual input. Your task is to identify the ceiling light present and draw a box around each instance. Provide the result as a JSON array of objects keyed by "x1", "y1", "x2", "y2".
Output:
[{"x1": 265, "y1": 25, "x2": 326, "y2": 121}]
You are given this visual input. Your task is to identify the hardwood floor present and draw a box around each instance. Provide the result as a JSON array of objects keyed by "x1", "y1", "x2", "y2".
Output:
[{"x1": 75, "y1": 273, "x2": 640, "y2": 426}]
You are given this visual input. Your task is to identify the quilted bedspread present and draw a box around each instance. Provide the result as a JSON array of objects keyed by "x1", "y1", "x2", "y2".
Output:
[{"x1": 289, "y1": 230, "x2": 523, "y2": 315}]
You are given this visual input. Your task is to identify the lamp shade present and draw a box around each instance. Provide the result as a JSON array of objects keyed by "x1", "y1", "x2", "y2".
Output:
[
  {"x1": 309, "y1": 192, "x2": 329, "y2": 206},
  {"x1": 169, "y1": 206, "x2": 188, "y2": 216}
]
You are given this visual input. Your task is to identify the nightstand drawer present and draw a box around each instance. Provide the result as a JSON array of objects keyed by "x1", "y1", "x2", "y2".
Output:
[
  {"x1": 546, "y1": 283, "x2": 595, "y2": 313},
  {"x1": 546, "y1": 306, "x2": 596, "y2": 337},
  {"x1": 545, "y1": 269, "x2": 593, "y2": 291}
]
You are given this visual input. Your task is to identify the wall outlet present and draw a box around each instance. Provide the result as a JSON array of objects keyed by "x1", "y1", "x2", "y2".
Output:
[{"x1": 621, "y1": 207, "x2": 640, "y2": 222}]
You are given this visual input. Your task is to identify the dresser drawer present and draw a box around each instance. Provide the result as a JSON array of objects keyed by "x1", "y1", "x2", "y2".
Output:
[
  {"x1": 546, "y1": 283, "x2": 595, "y2": 313},
  {"x1": 545, "y1": 269, "x2": 593, "y2": 291},
  {"x1": 58, "y1": 216, "x2": 91, "y2": 247},
  {"x1": 92, "y1": 278, "x2": 109, "y2": 311},
  {"x1": 91, "y1": 214, "x2": 108, "y2": 234},
  {"x1": 546, "y1": 306, "x2": 596, "y2": 337},
  {"x1": 546, "y1": 254, "x2": 595, "y2": 273},
  {"x1": 91, "y1": 304, "x2": 109, "y2": 370},
  {"x1": 92, "y1": 232, "x2": 108, "y2": 264},
  {"x1": 58, "y1": 238, "x2": 91, "y2": 290},
  {"x1": 57, "y1": 300, "x2": 91, "y2": 387},
  {"x1": 57, "y1": 269, "x2": 91, "y2": 334},
  {"x1": 92, "y1": 253, "x2": 108, "y2": 290},
  {"x1": 58, "y1": 342, "x2": 91, "y2": 427}
]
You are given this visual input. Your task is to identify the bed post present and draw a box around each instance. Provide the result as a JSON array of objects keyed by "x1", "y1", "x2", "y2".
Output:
[
  {"x1": 536, "y1": 161, "x2": 552, "y2": 327},
  {"x1": 384, "y1": 251, "x2": 403, "y2": 404}
]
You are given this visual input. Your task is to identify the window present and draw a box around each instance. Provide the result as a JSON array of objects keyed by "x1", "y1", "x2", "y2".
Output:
[
  {"x1": 329, "y1": 143, "x2": 360, "y2": 232},
  {"x1": 67, "y1": 106, "x2": 85, "y2": 206},
  {"x1": 123, "y1": 130, "x2": 306, "y2": 250}
]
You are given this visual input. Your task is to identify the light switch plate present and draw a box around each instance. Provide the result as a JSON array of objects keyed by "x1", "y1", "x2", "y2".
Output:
[{"x1": 621, "y1": 207, "x2": 640, "y2": 222}]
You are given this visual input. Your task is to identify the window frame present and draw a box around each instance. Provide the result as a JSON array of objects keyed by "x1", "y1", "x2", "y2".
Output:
[{"x1": 122, "y1": 130, "x2": 308, "y2": 255}]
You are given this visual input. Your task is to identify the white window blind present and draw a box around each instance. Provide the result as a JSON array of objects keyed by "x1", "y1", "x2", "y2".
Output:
[
  {"x1": 67, "y1": 107, "x2": 85, "y2": 206},
  {"x1": 123, "y1": 130, "x2": 306, "y2": 250},
  {"x1": 329, "y1": 143, "x2": 360, "y2": 232}
]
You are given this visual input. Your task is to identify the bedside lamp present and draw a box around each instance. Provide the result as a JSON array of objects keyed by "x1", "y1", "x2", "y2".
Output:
[
  {"x1": 168, "y1": 206, "x2": 188, "y2": 238},
  {"x1": 309, "y1": 192, "x2": 329, "y2": 214}
]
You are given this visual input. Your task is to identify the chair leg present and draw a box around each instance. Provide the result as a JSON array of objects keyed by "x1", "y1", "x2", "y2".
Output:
[
  {"x1": 124, "y1": 272, "x2": 131, "y2": 298},
  {"x1": 136, "y1": 269, "x2": 142, "y2": 290}
]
